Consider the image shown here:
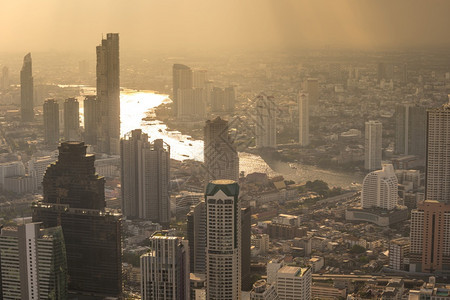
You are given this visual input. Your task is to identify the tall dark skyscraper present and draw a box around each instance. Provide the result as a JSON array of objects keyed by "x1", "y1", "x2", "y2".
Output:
[
  {"x1": 32, "y1": 142, "x2": 122, "y2": 297},
  {"x1": 187, "y1": 201, "x2": 206, "y2": 274},
  {"x1": 204, "y1": 117, "x2": 239, "y2": 182},
  {"x1": 20, "y1": 53, "x2": 34, "y2": 122},
  {"x1": 43, "y1": 98, "x2": 60, "y2": 145},
  {"x1": 84, "y1": 95, "x2": 98, "y2": 145},
  {"x1": 394, "y1": 104, "x2": 426, "y2": 157},
  {"x1": 63, "y1": 97, "x2": 80, "y2": 141},
  {"x1": 241, "y1": 206, "x2": 252, "y2": 290},
  {"x1": 97, "y1": 33, "x2": 120, "y2": 154},
  {"x1": 172, "y1": 64, "x2": 193, "y2": 116},
  {"x1": 121, "y1": 129, "x2": 171, "y2": 225}
]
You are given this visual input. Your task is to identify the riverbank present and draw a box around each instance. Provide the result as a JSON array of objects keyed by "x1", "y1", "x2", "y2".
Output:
[{"x1": 154, "y1": 102, "x2": 364, "y2": 189}]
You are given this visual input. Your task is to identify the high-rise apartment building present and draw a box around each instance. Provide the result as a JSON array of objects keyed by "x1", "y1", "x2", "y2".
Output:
[
  {"x1": 361, "y1": 164, "x2": 398, "y2": 210},
  {"x1": 1, "y1": 66, "x2": 9, "y2": 90},
  {"x1": 204, "y1": 117, "x2": 239, "y2": 182},
  {"x1": 43, "y1": 99, "x2": 59, "y2": 145},
  {"x1": 305, "y1": 78, "x2": 319, "y2": 105},
  {"x1": 63, "y1": 98, "x2": 80, "y2": 141},
  {"x1": 20, "y1": 53, "x2": 34, "y2": 122},
  {"x1": 211, "y1": 86, "x2": 236, "y2": 113},
  {"x1": 32, "y1": 142, "x2": 122, "y2": 297},
  {"x1": 97, "y1": 33, "x2": 120, "y2": 154},
  {"x1": 0, "y1": 223, "x2": 67, "y2": 299},
  {"x1": 140, "y1": 231, "x2": 189, "y2": 300},
  {"x1": 83, "y1": 95, "x2": 98, "y2": 145},
  {"x1": 410, "y1": 200, "x2": 450, "y2": 273},
  {"x1": 364, "y1": 120, "x2": 382, "y2": 171},
  {"x1": 187, "y1": 201, "x2": 206, "y2": 274},
  {"x1": 394, "y1": 104, "x2": 426, "y2": 157},
  {"x1": 177, "y1": 88, "x2": 206, "y2": 119},
  {"x1": 276, "y1": 266, "x2": 312, "y2": 300},
  {"x1": 426, "y1": 102, "x2": 450, "y2": 203},
  {"x1": 173, "y1": 64, "x2": 193, "y2": 116},
  {"x1": 255, "y1": 93, "x2": 277, "y2": 149},
  {"x1": 121, "y1": 129, "x2": 170, "y2": 225},
  {"x1": 298, "y1": 92, "x2": 309, "y2": 146},
  {"x1": 206, "y1": 180, "x2": 241, "y2": 300}
]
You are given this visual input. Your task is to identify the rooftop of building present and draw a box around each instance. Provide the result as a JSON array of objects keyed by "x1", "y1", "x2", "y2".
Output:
[
  {"x1": 151, "y1": 231, "x2": 179, "y2": 239},
  {"x1": 278, "y1": 265, "x2": 310, "y2": 277},
  {"x1": 206, "y1": 180, "x2": 239, "y2": 196},
  {"x1": 391, "y1": 237, "x2": 409, "y2": 246},
  {"x1": 190, "y1": 273, "x2": 205, "y2": 282}
]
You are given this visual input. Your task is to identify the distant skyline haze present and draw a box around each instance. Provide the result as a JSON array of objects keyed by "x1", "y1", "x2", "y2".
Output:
[{"x1": 1, "y1": 0, "x2": 450, "y2": 53}]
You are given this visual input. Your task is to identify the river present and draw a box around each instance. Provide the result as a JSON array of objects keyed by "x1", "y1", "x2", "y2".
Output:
[{"x1": 77, "y1": 88, "x2": 363, "y2": 188}]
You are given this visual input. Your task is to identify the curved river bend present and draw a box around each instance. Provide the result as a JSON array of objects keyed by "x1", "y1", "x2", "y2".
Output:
[{"x1": 78, "y1": 89, "x2": 363, "y2": 188}]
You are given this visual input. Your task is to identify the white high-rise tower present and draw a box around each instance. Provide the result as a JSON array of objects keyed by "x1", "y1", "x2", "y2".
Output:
[
  {"x1": 205, "y1": 180, "x2": 241, "y2": 300},
  {"x1": 361, "y1": 164, "x2": 398, "y2": 210}
]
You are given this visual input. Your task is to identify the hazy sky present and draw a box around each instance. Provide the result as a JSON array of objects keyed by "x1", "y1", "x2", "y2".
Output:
[{"x1": 1, "y1": 0, "x2": 450, "y2": 53}]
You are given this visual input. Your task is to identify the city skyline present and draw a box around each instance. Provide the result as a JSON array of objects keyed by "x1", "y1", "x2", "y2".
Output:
[{"x1": 1, "y1": 1, "x2": 450, "y2": 298}]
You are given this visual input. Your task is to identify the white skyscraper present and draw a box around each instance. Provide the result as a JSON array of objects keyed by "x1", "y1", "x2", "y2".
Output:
[
  {"x1": 206, "y1": 180, "x2": 241, "y2": 300},
  {"x1": 364, "y1": 120, "x2": 382, "y2": 171},
  {"x1": 255, "y1": 93, "x2": 277, "y2": 149},
  {"x1": 0, "y1": 223, "x2": 67, "y2": 299},
  {"x1": 140, "y1": 231, "x2": 189, "y2": 300},
  {"x1": 276, "y1": 266, "x2": 311, "y2": 300},
  {"x1": 361, "y1": 164, "x2": 398, "y2": 210},
  {"x1": 298, "y1": 92, "x2": 309, "y2": 146}
]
